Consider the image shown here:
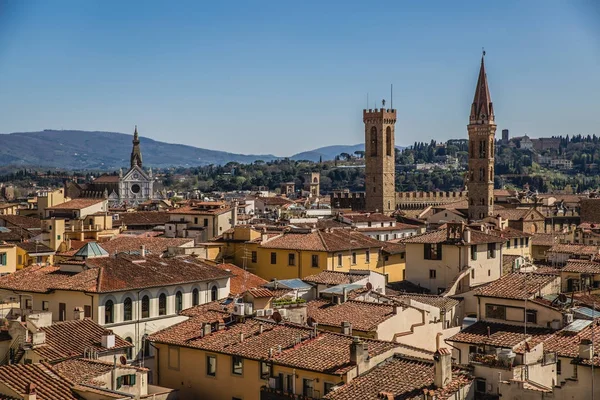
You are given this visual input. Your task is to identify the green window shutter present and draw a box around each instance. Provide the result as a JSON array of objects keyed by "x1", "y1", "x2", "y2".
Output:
[
  {"x1": 130, "y1": 374, "x2": 136, "y2": 385},
  {"x1": 116, "y1": 376, "x2": 122, "y2": 389}
]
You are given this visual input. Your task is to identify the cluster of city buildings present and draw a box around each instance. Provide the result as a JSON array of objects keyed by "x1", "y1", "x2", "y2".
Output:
[{"x1": 0, "y1": 54, "x2": 599, "y2": 400}]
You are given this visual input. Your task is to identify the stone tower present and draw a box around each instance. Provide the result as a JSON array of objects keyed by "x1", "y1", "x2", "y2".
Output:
[
  {"x1": 364, "y1": 107, "x2": 397, "y2": 215},
  {"x1": 467, "y1": 54, "x2": 497, "y2": 221},
  {"x1": 130, "y1": 125, "x2": 143, "y2": 168}
]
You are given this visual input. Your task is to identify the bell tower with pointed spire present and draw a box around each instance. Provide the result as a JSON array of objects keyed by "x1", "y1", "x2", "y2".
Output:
[
  {"x1": 130, "y1": 125, "x2": 143, "y2": 168},
  {"x1": 467, "y1": 52, "x2": 496, "y2": 221}
]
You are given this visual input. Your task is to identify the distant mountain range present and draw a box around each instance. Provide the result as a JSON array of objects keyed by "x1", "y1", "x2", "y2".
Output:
[{"x1": 0, "y1": 130, "x2": 404, "y2": 170}]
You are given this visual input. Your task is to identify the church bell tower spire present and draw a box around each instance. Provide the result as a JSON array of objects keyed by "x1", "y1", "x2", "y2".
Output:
[
  {"x1": 130, "y1": 125, "x2": 143, "y2": 168},
  {"x1": 467, "y1": 51, "x2": 497, "y2": 221}
]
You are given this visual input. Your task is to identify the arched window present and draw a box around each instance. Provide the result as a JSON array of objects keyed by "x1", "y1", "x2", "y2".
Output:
[
  {"x1": 479, "y1": 168, "x2": 484, "y2": 182},
  {"x1": 211, "y1": 285, "x2": 218, "y2": 302},
  {"x1": 104, "y1": 300, "x2": 114, "y2": 324},
  {"x1": 386, "y1": 127, "x2": 392, "y2": 156},
  {"x1": 125, "y1": 337, "x2": 133, "y2": 360},
  {"x1": 192, "y1": 288, "x2": 199, "y2": 306},
  {"x1": 470, "y1": 170, "x2": 474, "y2": 181},
  {"x1": 123, "y1": 297, "x2": 132, "y2": 321},
  {"x1": 159, "y1": 293, "x2": 167, "y2": 316},
  {"x1": 141, "y1": 295, "x2": 150, "y2": 319},
  {"x1": 175, "y1": 291, "x2": 183, "y2": 313},
  {"x1": 490, "y1": 167, "x2": 493, "y2": 182},
  {"x1": 313, "y1": 177, "x2": 318, "y2": 183},
  {"x1": 479, "y1": 140, "x2": 486, "y2": 158},
  {"x1": 370, "y1": 127, "x2": 378, "y2": 156}
]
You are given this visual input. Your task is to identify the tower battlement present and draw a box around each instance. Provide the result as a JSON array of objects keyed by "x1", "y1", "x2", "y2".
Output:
[{"x1": 363, "y1": 108, "x2": 397, "y2": 123}]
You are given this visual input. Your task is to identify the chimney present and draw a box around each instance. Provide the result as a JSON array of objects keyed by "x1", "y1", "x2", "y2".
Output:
[
  {"x1": 350, "y1": 337, "x2": 369, "y2": 374},
  {"x1": 342, "y1": 287, "x2": 348, "y2": 303},
  {"x1": 434, "y1": 333, "x2": 452, "y2": 389},
  {"x1": 579, "y1": 339, "x2": 593, "y2": 359},
  {"x1": 497, "y1": 216, "x2": 503, "y2": 229},
  {"x1": 24, "y1": 383, "x2": 36, "y2": 400},
  {"x1": 101, "y1": 329, "x2": 116, "y2": 349},
  {"x1": 240, "y1": 332, "x2": 244, "y2": 343},
  {"x1": 341, "y1": 321, "x2": 352, "y2": 336},
  {"x1": 463, "y1": 227, "x2": 471, "y2": 244},
  {"x1": 73, "y1": 307, "x2": 85, "y2": 321},
  {"x1": 259, "y1": 323, "x2": 264, "y2": 334},
  {"x1": 201, "y1": 322, "x2": 211, "y2": 337},
  {"x1": 140, "y1": 245, "x2": 146, "y2": 258},
  {"x1": 261, "y1": 228, "x2": 268, "y2": 243}
]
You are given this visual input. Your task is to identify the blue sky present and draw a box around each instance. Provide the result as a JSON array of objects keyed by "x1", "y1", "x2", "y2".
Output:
[{"x1": 0, "y1": 0, "x2": 599, "y2": 156}]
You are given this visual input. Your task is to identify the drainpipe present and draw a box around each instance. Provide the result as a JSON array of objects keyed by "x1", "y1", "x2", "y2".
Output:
[
  {"x1": 111, "y1": 354, "x2": 117, "y2": 390},
  {"x1": 150, "y1": 342, "x2": 160, "y2": 385},
  {"x1": 297, "y1": 250, "x2": 301, "y2": 279}
]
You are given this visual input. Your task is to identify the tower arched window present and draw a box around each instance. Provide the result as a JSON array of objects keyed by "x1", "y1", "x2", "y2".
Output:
[
  {"x1": 123, "y1": 297, "x2": 132, "y2": 321},
  {"x1": 490, "y1": 167, "x2": 493, "y2": 182},
  {"x1": 141, "y1": 295, "x2": 150, "y2": 318},
  {"x1": 211, "y1": 285, "x2": 218, "y2": 302},
  {"x1": 104, "y1": 300, "x2": 114, "y2": 324},
  {"x1": 192, "y1": 288, "x2": 199, "y2": 306},
  {"x1": 386, "y1": 127, "x2": 392, "y2": 156},
  {"x1": 490, "y1": 140, "x2": 494, "y2": 155},
  {"x1": 370, "y1": 127, "x2": 378, "y2": 156},
  {"x1": 479, "y1": 168, "x2": 484, "y2": 182},
  {"x1": 470, "y1": 170, "x2": 474, "y2": 181},
  {"x1": 479, "y1": 140, "x2": 486, "y2": 158},
  {"x1": 159, "y1": 293, "x2": 167, "y2": 316},
  {"x1": 175, "y1": 291, "x2": 183, "y2": 313},
  {"x1": 470, "y1": 199, "x2": 474, "y2": 206}
]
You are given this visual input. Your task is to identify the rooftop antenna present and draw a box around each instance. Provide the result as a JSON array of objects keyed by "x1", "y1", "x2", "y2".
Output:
[{"x1": 390, "y1": 84, "x2": 393, "y2": 110}]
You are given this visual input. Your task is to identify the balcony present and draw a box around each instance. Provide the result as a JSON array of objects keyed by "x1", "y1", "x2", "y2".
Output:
[
  {"x1": 260, "y1": 386, "x2": 321, "y2": 400},
  {"x1": 469, "y1": 352, "x2": 514, "y2": 370}
]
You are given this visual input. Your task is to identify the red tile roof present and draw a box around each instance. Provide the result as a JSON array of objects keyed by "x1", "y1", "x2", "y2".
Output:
[
  {"x1": 531, "y1": 233, "x2": 558, "y2": 247},
  {"x1": 0, "y1": 255, "x2": 232, "y2": 294},
  {"x1": 562, "y1": 260, "x2": 600, "y2": 273},
  {"x1": 474, "y1": 272, "x2": 559, "y2": 300},
  {"x1": 100, "y1": 235, "x2": 193, "y2": 255},
  {"x1": 401, "y1": 228, "x2": 505, "y2": 245},
  {"x1": 214, "y1": 263, "x2": 267, "y2": 295},
  {"x1": 93, "y1": 174, "x2": 120, "y2": 183},
  {"x1": 0, "y1": 214, "x2": 41, "y2": 230},
  {"x1": 547, "y1": 243, "x2": 599, "y2": 255},
  {"x1": 34, "y1": 319, "x2": 132, "y2": 362},
  {"x1": 149, "y1": 318, "x2": 399, "y2": 374},
  {"x1": 0, "y1": 363, "x2": 78, "y2": 399},
  {"x1": 46, "y1": 198, "x2": 105, "y2": 210},
  {"x1": 261, "y1": 230, "x2": 383, "y2": 252},
  {"x1": 324, "y1": 355, "x2": 474, "y2": 400},
  {"x1": 113, "y1": 211, "x2": 170, "y2": 227},
  {"x1": 306, "y1": 299, "x2": 398, "y2": 332},
  {"x1": 52, "y1": 358, "x2": 145, "y2": 385},
  {"x1": 343, "y1": 213, "x2": 396, "y2": 223},
  {"x1": 246, "y1": 288, "x2": 275, "y2": 298},
  {"x1": 448, "y1": 321, "x2": 553, "y2": 352},
  {"x1": 543, "y1": 323, "x2": 600, "y2": 366},
  {"x1": 302, "y1": 270, "x2": 372, "y2": 286}
]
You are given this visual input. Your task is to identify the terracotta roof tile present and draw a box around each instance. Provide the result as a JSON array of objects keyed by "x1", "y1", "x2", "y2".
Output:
[
  {"x1": 93, "y1": 174, "x2": 120, "y2": 183},
  {"x1": 0, "y1": 255, "x2": 231, "y2": 294},
  {"x1": 389, "y1": 294, "x2": 459, "y2": 312},
  {"x1": 246, "y1": 288, "x2": 274, "y2": 298},
  {"x1": 149, "y1": 318, "x2": 399, "y2": 374},
  {"x1": 401, "y1": 228, "x2": 504, "y2": 245},
  {"x1": 0, "y1": 363, "x2": 77, "y2": 399},
  {"x1": 306, "y1": 299, "x2": 397, "y2": 332},
  {"x1": 16, "y1": 241, "x2": 54, "y2": 254},
  {"x1": 548, "y1": 243, "x2": 599, "y2": 255},
  {"x1": 260, "y1": 230, "x2": 383, "y2": 252},
  {"x1": 34, "y1": 319, "x2": 131, "y2": 362},
  {"x1": 324, "y1": 354, "x2": 474, "y2": 400},
  {"x1": 448, "y1": 321, "x2": 553, "y2": 351},
  {"x1": 302, "y1": 270, "x2": 371, "y2": 286},
  {"x1": 562, "y1": 259, "x2": 600, "y2": 273},
  {"x1": 46, "y1": 198, "x2": 105, "y2": 210},
  {"x1": 343, "y1": 213, "x2": 396, "y2": 223},
  {"x1": 0, "y1": 214, "x2": 41, "y2": 230},
  {"x1": 113, "y1": 211, "x2": 170, "y2": 227},
  {"x1": 100, "y1": 235, "x2": 193, "y2": 255},
  {"x1": 543, "y1": 323, "x2": 600, "y2": 366},
  {"x1": 214, "y1": 263, "x2": 267, "y2": 295},
  {"x1": 474, "y1": 272, "x2": 559, "y2": 300},
  {"x1": 531, "y1": 233, "x2": 558, "y2": 247},
  {"x1": 52, "y1": 358, "x2": 145, "y2": 385}
]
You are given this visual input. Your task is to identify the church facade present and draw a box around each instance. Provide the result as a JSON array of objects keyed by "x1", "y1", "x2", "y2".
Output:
[{"x1": 69, "y1": 127, "x2": 156, "y2": 207}]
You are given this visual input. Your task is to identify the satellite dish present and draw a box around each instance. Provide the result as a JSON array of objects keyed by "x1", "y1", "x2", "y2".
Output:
[
  {"x1": 558, "y1": 293, "x2": 568, "y2": 303},
  {"x1": 307, "y1": 317, "x2": 316, "y2": 327},
  {"x1": 272, "y1": 311, "x2": 282, "y2": 323},
  {"x1": 120, "y1": 356, "x2": 127, "y2": 365},
  {"x1": 366, "y1": 282, "x2": 373, "y2": 291}
]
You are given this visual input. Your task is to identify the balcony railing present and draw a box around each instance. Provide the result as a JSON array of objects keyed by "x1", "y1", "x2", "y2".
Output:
[{"x1": 469, "y1": 352, "x2": 514, "y2": 370}]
